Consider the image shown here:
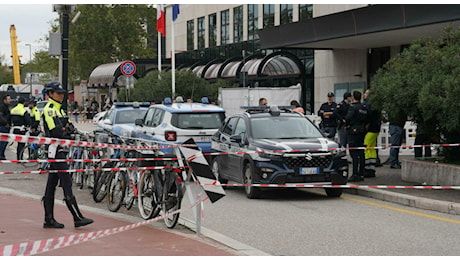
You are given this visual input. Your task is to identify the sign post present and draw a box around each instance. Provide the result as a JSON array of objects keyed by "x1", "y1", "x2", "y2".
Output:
[{"x1": 120, "y1": 61, "x2": 136, "y2": 101}]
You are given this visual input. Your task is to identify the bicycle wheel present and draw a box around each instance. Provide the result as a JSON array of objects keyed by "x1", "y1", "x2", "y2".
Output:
[
  {"x1": 106, "y1": 170, "x2": 127, "y2": 212},
  {"x1": 163, "y1": 171, "x2": 183, "y2": 229},
  {"x1": 138, "y1": 170, "x2": 160, "y2": 220},
  {"x1": 92, "y1": 162, "x2": 112, "y2": 203},
  {"x1": 19, "y1": 145, "x2": 38, "y2": 167}
]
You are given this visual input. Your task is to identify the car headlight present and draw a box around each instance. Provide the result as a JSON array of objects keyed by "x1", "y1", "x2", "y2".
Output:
[
  {"x1": 256, "y1": 147, "x2": 282, "y2": 159},
  {"x1": 331, "y1": 147, "x2": 347, "y2": 158}
]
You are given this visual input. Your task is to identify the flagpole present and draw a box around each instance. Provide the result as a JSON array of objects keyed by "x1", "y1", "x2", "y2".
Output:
[
  {"x1": 171, "y1": 16, "x2": 176, "y2": 98},
  {"x1": 158, "y1": 32, "x2": 162, "y2": 75}
]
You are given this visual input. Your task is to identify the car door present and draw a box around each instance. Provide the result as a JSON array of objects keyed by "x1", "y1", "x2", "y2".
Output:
[
  {"x1": 215, "y1": 117, "x2": 238, "y2": 178},
  {"x1": 227, "y1": 117, "x2": 247, "y2": 182}
]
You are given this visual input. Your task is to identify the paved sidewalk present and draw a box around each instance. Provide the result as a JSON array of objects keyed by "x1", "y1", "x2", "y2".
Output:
[{"x1": 0, "y1": 190, "x2": 242, "y2": 256}]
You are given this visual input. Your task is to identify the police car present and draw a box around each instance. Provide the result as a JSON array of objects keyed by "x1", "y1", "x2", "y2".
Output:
[
  {"x1": 211, "y1": 105, "x2": 348, "y2": 199},
  {"x1": 131, "y1": 97, "x2": 225, "y2": 158},
  {"x1": 94, "y1": 102, "x2": 149, "y2": 141}
]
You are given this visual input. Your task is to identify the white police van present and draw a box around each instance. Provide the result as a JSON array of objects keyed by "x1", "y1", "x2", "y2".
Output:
[{"x1": 131, "y1": 97, "x2": 226, "y2": 157}]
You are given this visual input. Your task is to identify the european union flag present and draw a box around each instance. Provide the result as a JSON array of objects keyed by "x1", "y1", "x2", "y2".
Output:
[{"x1": 172, "y1": 4, "x2": 180, "y2": 21}]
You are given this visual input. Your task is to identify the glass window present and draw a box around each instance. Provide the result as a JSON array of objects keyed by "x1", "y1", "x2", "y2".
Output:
[
  {"x1": 263, "y1": 4, "x2": 274, "y2": 28},
  {"x1": 208, "y1": 13, "x2": 217, "y2": 47},
  {"x1": 299, "y1": 4, "x2": 313, "y2": 21},
  {"x1": 233, "y1": 6, "x2": 243, "y2": 43},
  {"x1": 280, "y1": 4, "x2": 293, "y2": 25},
  {"x1": 221, "y1": 9, "x2": 230, "y2": 45},
  {"x1": 187, "y1": 20, "x2": 194, "y2": 50},
  {"x1": 223, "y1": 117, "x2": 239, "y2": 135},
  {"x1": 151, "y1": 109, "x2": 164, "y2": 127},
  {"x1": 250, "y1": 117, "x2": 323, "y2": 139},
  {"x1": 143, "y1": 108, "x2": 156, "y2": 127},
  {"x1": 248, "y1": 4, "x2": 259, "y2": 40},
  {"x1": 115, "y1": 109, "x2": 148, "y2": 124},
  {"x1": 198, "y1": 16, "x2": 205, "y2": 49},
  {"x1": 171, "y1": 112, "x2": 226, "y2": 130}
]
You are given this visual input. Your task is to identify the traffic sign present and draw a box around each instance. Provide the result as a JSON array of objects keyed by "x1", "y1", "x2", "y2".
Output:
[{"x1": 120, "y1": 61, "x2": 136, "y2": 76}]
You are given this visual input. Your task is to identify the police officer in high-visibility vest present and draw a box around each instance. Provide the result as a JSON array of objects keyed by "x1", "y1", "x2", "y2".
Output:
[
  {"x1": 28, "y1": 99, "x2": 41, "y2": 136},
  {"x1": 42, "y1": 82, "x2": 93, "y2": 229},
  {"x1": 10, "y1": 96, "x2": 32, "y2": 160}
]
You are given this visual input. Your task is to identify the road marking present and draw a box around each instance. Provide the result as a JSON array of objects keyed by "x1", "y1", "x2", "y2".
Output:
[{"x1": 342, "y1": 195, "x2": 460, "y2": 224}]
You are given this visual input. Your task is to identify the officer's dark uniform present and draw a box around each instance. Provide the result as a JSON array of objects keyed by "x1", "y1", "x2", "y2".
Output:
[
  {"x1": 345, "y1": 94, "x2": 369, "y2": 182},
  {"x1": 10, "y1": 97, "x2": 32, "y2": 160},
  {"x1": 334, "y1": 92, "x2": 352, "y2": 148},
  {"x1": 42, "y1": 82, "x2": 93, "y2": 229},
  {"x1": 317, "y1": 94, "x2": 337, "y2": 139}
]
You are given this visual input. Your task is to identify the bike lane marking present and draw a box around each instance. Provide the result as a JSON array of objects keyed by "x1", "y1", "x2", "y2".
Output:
[{"x1": 342, "y1": 195, "x2": 460, "y2": 225}]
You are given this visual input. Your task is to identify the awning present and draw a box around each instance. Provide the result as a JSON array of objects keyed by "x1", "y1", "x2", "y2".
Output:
[{"x1": 87, "y1": 61, "x2": 125, "y2": 88}]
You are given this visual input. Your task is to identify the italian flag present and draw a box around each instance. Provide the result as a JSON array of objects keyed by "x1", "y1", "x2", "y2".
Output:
[{"x1": 156, "y1": 4, "x2": 165, "y2": 36}]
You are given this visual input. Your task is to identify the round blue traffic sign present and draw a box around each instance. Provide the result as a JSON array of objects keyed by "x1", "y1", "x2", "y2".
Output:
[{"x1": 121, "y1": 61, "x2": 136, "y2": 76}]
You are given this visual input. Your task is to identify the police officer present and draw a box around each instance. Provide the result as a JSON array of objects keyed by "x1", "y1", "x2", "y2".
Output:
[
  {"x1": 10, "y1": 96, "x2": 32, "y2": 160},
  {"x1": 334, "y1": 92, "x2": 352, "y2": 148},
  {"x1": 345, "y1": 91, "x2": 369, "y2": 182},
  {"x1": 318, "y1": 92, "x2": 337, "y2": 139},
  {"x1": 28, "y1": 99, "x2": 41, "y2": 136},
  {"x1": 42, "y1": 82, "x2": 93, "y2": 229}
]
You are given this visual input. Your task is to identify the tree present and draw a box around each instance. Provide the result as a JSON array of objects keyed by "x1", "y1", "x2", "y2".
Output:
[
  {"x1": 0, "y1": 55, "x2": 13, "y2": 85},
  {"x1": 370, "y1": 26, "x2": 460, "y2": 161},
  {"x1": 119, "y1": 70, "x2": 217, "y2": 103},
  {"x1": 69, "y1": 4, "x2": 157, "y2": 82}
]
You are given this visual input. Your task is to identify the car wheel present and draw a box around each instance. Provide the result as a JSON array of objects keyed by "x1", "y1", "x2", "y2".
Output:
[
  {"x1": 211, "y1": 157, "x2": 228, "y2": 187},
  {"x1": 244, "y1": 163, "x2": 260, "y2": 199},
  {"x1": 325, "y1": 188, "x2": 343, "y2": 198}
]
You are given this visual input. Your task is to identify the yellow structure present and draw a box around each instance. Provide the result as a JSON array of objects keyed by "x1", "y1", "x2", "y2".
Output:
[{"x1": 9, "y1": 24, "x2": 21, "y2": 84}]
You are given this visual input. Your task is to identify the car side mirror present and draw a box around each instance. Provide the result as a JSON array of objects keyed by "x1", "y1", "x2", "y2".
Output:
[
  {"x1": 230, "y1": 134, "x2": 242, "y2": 143},
  {"x1": 135, "y1": 118, "x2": 144, "y2": 126}
]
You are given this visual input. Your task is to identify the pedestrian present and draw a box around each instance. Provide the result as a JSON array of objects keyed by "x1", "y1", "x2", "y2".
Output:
[
  {"x1": 290, "y1": 100, "x2": 305, "y2": 114},
  {"x1": 334, "y1": 92, "x2": 352, "y2": 148},
  {"x1": 259, "y1": 98, "x2": 268, "y2": 106},
  {"x1": 414, "y1": 122, "x2": 432, "y2": 158},
  {"x1": 0, "y1": 94, "x2": 12, "y2": 160},
  {"x1": 42, "y1": 82, "x2": 93, "y2": 229},
  {"x1": 318, "y1": 92, "x2": 337, "y2": 139},
  {"x1": 71, "y1": 101, "x2": 79, "y2": 122},
  {"x1": 10, "y1": 97, "x2": 32, "y2": 160},
  {"x1": 363, "y1": 89, "x2": 381, "y2": 178},
  {"x1": 28, "y1": 99, "x2": 41, "y2": 136},
  {"x1": 345, "y1": 91, "x2": 369, "y2": 182},
  {"x1": 389, "y1": 112, "x2": 407, "y2": 169}
]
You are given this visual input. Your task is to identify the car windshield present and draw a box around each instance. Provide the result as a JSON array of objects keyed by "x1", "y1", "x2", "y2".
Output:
[
  {"x1": 250, "y1": 116, "x2": 323, "y2": 139},
  {"x1": 36, "y1": 102, "x2": 46, "y2": 109},
  {"x1": 172, "y1": 112, "x2": 225, "y2": 129},
  {"x1": 115, "y1": 109, "x2": 147, "y2": 124}
]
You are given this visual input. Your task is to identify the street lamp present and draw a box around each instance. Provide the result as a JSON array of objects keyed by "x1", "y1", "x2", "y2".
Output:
[{"x1": 25, "y1": 43, "x2": 32, "y2": 97}]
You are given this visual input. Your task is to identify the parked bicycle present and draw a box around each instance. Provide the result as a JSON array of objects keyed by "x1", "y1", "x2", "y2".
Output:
[
  {"x1": 69, "y1": 131, "x2": 101, "y2": 190},
  {"x1": 18, "y1": 129, "x2": 47, "y2": 168}
]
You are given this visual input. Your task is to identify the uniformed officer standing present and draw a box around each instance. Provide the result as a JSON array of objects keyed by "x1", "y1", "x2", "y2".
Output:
[
  {"x1": 334, "y1": 92, "x2": 352, "y2": 148},
  {"x1": 345, "y1": 91, "x2": 369, "y2": 182},
  {"x1": 28, "y1": 99, "x2": 41, "y2": 136},
  {"x1": 318, "y1": 92, "x2": 337, "y2": 139},
  {"x1": 42, "y1": 82, "x2": 93, "y2": 229},
  {"x1": 10, "y1": 97, "x2": 32, "y2": 160}
]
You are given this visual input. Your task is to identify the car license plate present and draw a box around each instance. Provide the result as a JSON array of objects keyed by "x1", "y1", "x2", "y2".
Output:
[
  {"x1": 299, "y1": 167, "x2": 320, "y2": 175},
  {"x1": 199, "y1": 136, "x2": 212, "y2": 142}
]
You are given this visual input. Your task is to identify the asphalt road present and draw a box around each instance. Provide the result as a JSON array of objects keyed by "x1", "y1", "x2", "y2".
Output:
[{"x1": 2, "y1": 122, "x2": 460, "y2": 256}]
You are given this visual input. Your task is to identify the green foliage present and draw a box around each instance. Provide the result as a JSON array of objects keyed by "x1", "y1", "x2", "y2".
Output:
[
  {"x1": 211, "y1": 79, "x2": 239, "y2": 89},
  {"x1": 120, "y1": 70, "x2": 216, "y2": 103},
  {"x1": 370, "y1": 26, "x2": 460, "y2": 161},
  {"x1": 69, "y1": 4, "x2": 156, "y2": 82},
  {"x1": 0, "y1": 55, "x2": 13, "y2": 84}
]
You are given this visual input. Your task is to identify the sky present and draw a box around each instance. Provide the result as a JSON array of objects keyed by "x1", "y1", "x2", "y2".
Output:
[{"x1": 0, "y1": 4, "x2": 58, "y2": 66}]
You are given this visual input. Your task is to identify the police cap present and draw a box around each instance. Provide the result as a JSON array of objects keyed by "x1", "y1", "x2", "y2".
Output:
[
  {"x1": 17, "y1": 96, "x2": 25, "y2": 104},
  {"x1": 28, "y1": 99, "x2": 36, "y2": 105},
  {"x1": 343, "y1": 92, "x2": 352, "y2": 99},
  {"x1": 327, "y1": 92, "x2": 335, "y2": 97},
  {"x1": 46, "y1": 82, "x2": 66, "y2": 93}
]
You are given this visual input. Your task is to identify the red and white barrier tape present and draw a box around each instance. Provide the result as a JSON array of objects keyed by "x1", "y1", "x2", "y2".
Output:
[
  {"x1": 0, "y1": 165, "x2": 187, "y2": 175},
  {"x1": 0, "y1": 157, "x2": 179, "y2": 164},
  {"x1": 73, "y1": 120, "x2": 98, "y2": 124},
  {"x1": 0, "y1": 195, "x2": 208, "y2": 256},
  {"x1": 200, "y1": 182, "x2": 460, "y2": 190}
]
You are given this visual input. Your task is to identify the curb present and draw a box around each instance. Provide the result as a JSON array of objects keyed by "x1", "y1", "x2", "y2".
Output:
[{"x1": 344, "y1": 186, "x2": 460, "y2": 215}]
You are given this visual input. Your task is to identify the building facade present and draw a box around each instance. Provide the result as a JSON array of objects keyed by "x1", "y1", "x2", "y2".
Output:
[{"x1": 163, "y1": 4, "x2": 460, "y2": 113}]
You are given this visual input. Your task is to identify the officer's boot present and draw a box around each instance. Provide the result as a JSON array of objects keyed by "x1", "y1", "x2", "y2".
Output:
[
  {"x1": 42, "y1": 196, "x2": 65, "y2": 228},
  {"x1": 64, "y1": 195, "x2": 94, "y2": 228}
]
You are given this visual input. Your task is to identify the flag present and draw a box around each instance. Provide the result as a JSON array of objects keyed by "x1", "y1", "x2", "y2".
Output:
[
  {"x1": 172, "y1": 4, "x2": 180, "y2": 22},
  {"x1": 156, "y1": 4, "x2": 165, "y2": 36}
]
